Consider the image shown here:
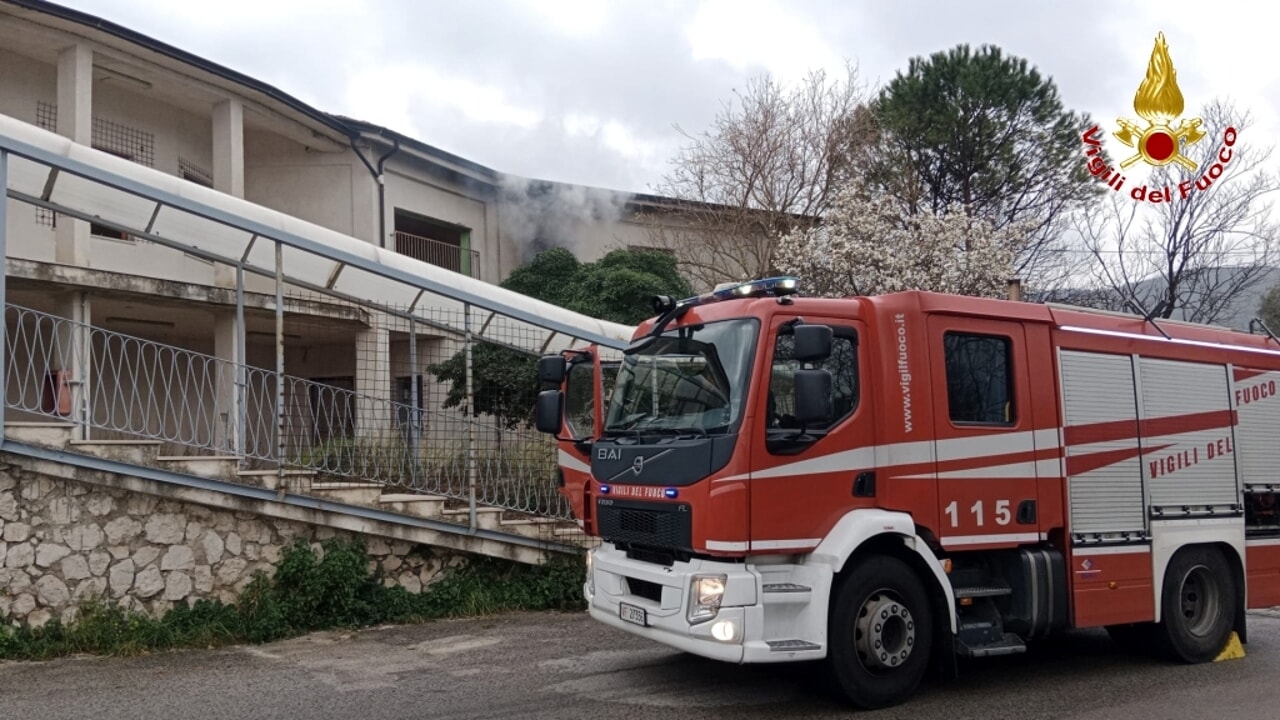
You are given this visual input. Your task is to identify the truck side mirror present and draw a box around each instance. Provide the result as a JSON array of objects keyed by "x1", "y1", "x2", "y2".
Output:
[
  {"x1": 538, "y1": 355, "x2": 567, "y2": 385},
  {"x1": 793, "y1": 368, "x2": 833, "y2": 426},
  {"x1": 794, "y1": 325, "x2": 833, "y2": 363},
  {"x1": 535, "y1": 389, "x2": 564, "y2": 434}
]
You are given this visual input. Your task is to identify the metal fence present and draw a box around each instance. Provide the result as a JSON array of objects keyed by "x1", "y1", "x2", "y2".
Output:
[
  {"x1": 4, "y1": 302, "x2": 570, "y2": 520},
  {"x1": 393, "y1": 231, "x2": 480, "y2": 279},
  {"x1": 0, "y1": 118, "x2": 637, "y2": 539}
]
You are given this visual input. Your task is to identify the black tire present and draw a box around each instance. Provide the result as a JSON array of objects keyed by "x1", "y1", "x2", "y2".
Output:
[
  {"x1": 826, "y1": 555, "x2": 934, "y2": 710},
  {"x1": 1156, "y1": 545, "x2": 1236, "y2": 663}
]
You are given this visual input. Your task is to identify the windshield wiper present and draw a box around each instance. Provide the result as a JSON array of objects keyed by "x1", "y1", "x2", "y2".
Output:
[
  {"x1": 604, "y1": 412, "x2": 657, "y2": 435},
  {"x1": 625, "y1": 304, "x2": 693, "y2": 354},
  {"x1": 643, "y1": 426, "x2": 710, "y2": 439}
]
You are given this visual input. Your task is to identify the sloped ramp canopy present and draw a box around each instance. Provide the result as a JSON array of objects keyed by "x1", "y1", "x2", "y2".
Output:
[{"x1": 0, "y1": 113, "x2": 635, "y2": 354}]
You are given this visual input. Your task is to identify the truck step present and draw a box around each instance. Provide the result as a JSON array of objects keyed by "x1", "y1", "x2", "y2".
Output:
[
  {"x1": 952, "y1": 582, "x2": 1012, "y2": 599},
  {"x1": 956, "y1": 632, "x2": 1027, "y2": 658},
  {"x1": 762, "y1": 582, "x2": 811, "y2": 593},
  {"x1": 767, "y1": 639, "x2": 821, "y2": 652}
]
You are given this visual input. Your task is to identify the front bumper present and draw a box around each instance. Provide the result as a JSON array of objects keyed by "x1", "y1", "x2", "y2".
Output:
[{"x1": 584, "y1": 544, "x2": 765, "y2": 663}]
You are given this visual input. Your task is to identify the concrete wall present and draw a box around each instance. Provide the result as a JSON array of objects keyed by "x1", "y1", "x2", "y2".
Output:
[
  {"x1": 244, "y1": 128, "x2": 375, "y2": 244},
  {"x1": 0, "y1": 466, "x2": 466, "y2": 628},
  {"x1": 382, "y1": 167, "x2": 494, "y2": 281},
  {"x1": 0, "y1": 47, "x2": 57, "y2": 265}
]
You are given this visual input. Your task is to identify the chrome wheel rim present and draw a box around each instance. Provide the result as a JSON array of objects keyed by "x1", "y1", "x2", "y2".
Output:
[{"x1": 854, "y1": 589, "x2": 916, "y2": 671}]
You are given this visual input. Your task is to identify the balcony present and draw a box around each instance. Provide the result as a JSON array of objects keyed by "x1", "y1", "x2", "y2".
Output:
[{"x1": 393, "y1": 231, "x2": 479, "y2": 278}]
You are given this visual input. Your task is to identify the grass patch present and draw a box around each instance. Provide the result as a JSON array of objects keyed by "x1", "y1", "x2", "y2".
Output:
[{"x1": 0, "y1": 538, "x2": 586, "y2": 661}]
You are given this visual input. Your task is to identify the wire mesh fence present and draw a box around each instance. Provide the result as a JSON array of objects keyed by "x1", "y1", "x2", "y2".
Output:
[
  {"x1": 4, "y1": 300, "x2": 573, "y2": 521},
  {"x1": 0, "y1": 129, "x2": 638, "y2": 551}
]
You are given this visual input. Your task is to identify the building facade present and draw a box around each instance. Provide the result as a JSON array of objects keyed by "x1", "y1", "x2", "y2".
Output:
[{"x1": 0, "y1": 0, "x2": 686, "y2": 465}]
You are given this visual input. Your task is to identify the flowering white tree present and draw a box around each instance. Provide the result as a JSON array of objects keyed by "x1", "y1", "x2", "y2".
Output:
[{"x1": 776, "y1": 181, "x2": 1032, "y2": 299}]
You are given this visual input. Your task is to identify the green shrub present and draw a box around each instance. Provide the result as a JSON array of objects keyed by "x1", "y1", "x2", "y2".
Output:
[{"x1": 0, "y1": 538, "x2": 586, "y2": 661}]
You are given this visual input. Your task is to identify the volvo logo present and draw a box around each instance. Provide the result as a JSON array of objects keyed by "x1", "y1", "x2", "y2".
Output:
[{"x1": 607, "y1": 449, "x2": 673, "y2": 483}]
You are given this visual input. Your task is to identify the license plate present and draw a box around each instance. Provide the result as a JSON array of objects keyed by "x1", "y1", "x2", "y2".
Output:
[{"x1": 619, "y1": 602, "x2": 647, "y2": 626}]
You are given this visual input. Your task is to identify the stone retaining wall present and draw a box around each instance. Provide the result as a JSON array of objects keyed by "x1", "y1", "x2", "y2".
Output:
[{"x1": 0, "y1": 468, "x2": 465, "y2": 628}]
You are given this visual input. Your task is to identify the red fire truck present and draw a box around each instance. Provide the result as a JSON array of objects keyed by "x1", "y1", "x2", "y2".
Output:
[{"x1": 534, "y1": 277, "x2": 1280, "y2": 709}]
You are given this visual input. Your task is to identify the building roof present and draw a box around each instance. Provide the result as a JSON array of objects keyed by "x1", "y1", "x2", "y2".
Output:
[
  {"x1": 4, "y1": 0, "x2": 509, "y2": 179},
  {"x1": 3, "y1": 0, "x2": 762, "y2": 217},
  {"x1": 5, "y1": 0, "x2": 351, "y2": 135}
]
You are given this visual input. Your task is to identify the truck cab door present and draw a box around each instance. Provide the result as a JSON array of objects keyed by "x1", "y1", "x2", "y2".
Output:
[
  {"x1": 925, "y1": 315, "x2": 1044, "y2": 550},
  {"x1": 559, "y1": 346, "x2": 617, "y2": 533},
  {"x1": 749, "y1": 314, "x2": 874, "y2": 552}
]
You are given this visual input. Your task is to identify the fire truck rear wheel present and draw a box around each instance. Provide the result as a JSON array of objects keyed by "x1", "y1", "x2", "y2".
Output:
[
  {"x1": 826, "y1": 555, "x2": 933, "y2": 710},
  {"x1": 1158, "y1": 545, "x2": 1236, "y2": 664}
]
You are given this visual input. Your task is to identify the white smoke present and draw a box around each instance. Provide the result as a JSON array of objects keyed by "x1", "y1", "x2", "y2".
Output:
[{"x1": 496, "y1": 174, "x2": 635, "y2": 263}]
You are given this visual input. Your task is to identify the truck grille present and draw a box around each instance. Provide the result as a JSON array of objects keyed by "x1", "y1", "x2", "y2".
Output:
[{"x1": 596, "y1": 498, "x2": 692, "y2": 551}]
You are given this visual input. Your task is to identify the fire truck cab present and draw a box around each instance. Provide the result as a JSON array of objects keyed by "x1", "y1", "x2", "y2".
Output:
[{"x1": 534, "y1": 277, "x2": 1280, "y2": 709}]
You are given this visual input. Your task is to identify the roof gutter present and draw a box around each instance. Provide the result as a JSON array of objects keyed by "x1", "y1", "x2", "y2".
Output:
[{"x1": 374, "y1": 136, "x2": 401, "y2": 248}]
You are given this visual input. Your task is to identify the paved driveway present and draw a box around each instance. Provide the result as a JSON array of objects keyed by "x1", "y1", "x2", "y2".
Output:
[{"x1": 2, "y1": 609, "x2": 1279, "y2": 719}]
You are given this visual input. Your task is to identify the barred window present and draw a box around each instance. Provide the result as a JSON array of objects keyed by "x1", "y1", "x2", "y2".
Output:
[{"x1": 34, "y1": 101, "x2": 155, "y2": 230}]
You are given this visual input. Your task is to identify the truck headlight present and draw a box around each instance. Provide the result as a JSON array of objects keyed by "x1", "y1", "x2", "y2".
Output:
[{"x1": 687, "y1": 574, "x2": 727, "y2": 624}]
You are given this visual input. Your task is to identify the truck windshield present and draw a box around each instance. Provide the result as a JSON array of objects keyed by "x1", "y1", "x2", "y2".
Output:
[{"x1": 605, "y1": 318, "x2": 758, "y2": 435}]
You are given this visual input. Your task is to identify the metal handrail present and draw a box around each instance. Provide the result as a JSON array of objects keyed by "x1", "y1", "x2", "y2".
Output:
[{"x1": 3, "y1": 304, "x2": 570, "y2": 520}]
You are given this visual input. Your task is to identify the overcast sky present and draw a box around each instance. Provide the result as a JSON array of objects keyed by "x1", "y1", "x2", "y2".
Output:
[{"x1": 56, "y1": 0, "x2": 1280, "y2": 196}]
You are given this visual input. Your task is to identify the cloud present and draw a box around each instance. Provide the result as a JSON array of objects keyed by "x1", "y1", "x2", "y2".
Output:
[
  {"x1": 685, "y1": 0, "x2": 845, "y2": 83},
  {"x1": 51, "y1": 0, "x2": 1280, "y2": 198}
]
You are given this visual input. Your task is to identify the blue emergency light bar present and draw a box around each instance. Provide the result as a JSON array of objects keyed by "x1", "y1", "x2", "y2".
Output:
[
  {"x1": 638, "y1": 277, "x2": 801, "y2": 352},
  {"x1": 680, "y1": 276, "x2": 800, "y2": 310}
]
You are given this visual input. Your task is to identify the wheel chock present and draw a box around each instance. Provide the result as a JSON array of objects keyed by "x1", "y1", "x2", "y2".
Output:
[{"x1": 1214, "y1": 631, "x2": 1246, "y2": 662}]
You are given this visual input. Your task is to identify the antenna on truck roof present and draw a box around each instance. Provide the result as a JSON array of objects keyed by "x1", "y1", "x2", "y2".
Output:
[
  {"x1": 1126, "y1": 297, "x2": 1173, "y2": 341},
  {"x1": 1250, "y1": 317, "x2": 1280, "y2": 346}
]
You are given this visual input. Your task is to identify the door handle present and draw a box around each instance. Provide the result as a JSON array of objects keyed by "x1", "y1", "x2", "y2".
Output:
[
  {"x1": 1017, "y1": 499, "x2": 1037, "y2": 524},
  {"x1": 853, "y1": 471, "x2": 876, "y2": 497}
]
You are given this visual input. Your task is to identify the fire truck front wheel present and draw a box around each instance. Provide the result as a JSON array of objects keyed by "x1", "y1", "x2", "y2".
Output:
[
  {"x1": 1158, "y1": 545, "x2": 1237, "y2": 664},
  {"x1": 826, "y1": 555, "x2": 933, "y2": 710}
]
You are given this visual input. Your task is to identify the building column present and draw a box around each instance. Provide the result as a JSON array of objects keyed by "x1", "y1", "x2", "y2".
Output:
[
  {"x1": 52, "y1": 291, "x2": 91, "y2": 440},
  {"x1": 212, "y1": 309, "x2": 241, "y2": 453},
  {"x1": 54, "y1": 45, "x2": 94, "y2": 441},
  {"x1": 212, "y1": 99, "x2": 245, "y2": 455},
  {"x1": 354, "y1": 324, "x2": 391, "y2": 441},
  {"x1": 212, "y1": 98, "x2": 244, "y2": 288},
  {"x1": 55, "y1": 43, "x2": 92, "y2": 267}
]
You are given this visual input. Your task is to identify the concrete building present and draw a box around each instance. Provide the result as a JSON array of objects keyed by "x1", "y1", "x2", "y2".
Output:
[{"x1": 0, "y1": 0, "x2": 687, "y2": 462}]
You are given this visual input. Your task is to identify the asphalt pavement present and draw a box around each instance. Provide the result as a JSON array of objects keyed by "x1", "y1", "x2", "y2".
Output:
[{"x1": 2, "y1": 609, "x2": 1279, "y2": 720}]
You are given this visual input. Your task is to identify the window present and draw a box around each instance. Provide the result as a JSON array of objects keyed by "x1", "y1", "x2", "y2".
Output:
[
  {"x1": 89, "y1": 146, "x2": 134, "y2": 240},
  {"x1": 944, "y1": 332, "x2": 1015, "y2": 425},
  {"x1": 392, "y1": 375, "x2": 426, "y2": 444},
  {"x1": 180, "y1": 158, "x2": 214, "y2": 188},
  {"x1": 393, "y1": 208, "x2": 473, "y2": 275},
  {"x1": 605, "y1": 319, "x2": 758, "y2": 435},
  {"x1": 566, "y1": 361, "x2": 621, "y2": 439},
  {"x1": 34, "y1": 102, "x2": 155, "y2": 231},
  {"x1": 564, "y1": 361, "x2": 595, "y2": 438},
  {"x1": 766, "y1": 326, "x2": 859, "y2": 431},
  {"x1": 306, "y1": 376, "x2": 355, "y2": 444}
]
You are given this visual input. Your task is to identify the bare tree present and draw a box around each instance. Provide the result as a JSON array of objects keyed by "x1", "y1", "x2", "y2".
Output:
[
  {"x1": 1074, "y1": 99, "x2": 1280, "y2": 326},
  {"x1": 640, "y1": 63, "x2": 871, "y2": 288}
]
